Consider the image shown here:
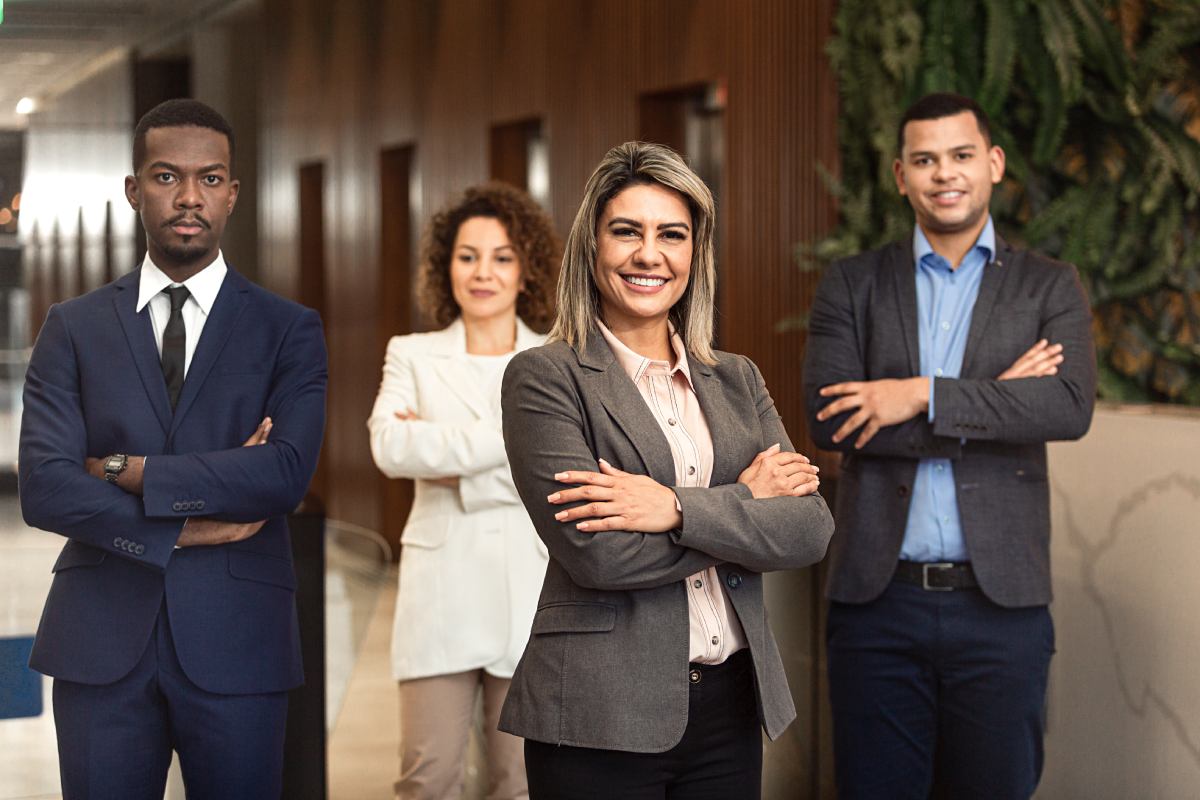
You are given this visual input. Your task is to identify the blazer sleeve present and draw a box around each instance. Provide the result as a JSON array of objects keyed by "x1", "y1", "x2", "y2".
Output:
[
  {"x1": 458, "y1": 464, "x2": 522, "y2": 514},
  {"x1": 932, "y1": 261, "x2": 1096, "y2": 443},
  {"x1": 502, "y1": 348, "x2": 721, "y2": 591},
  {"x1": 140, "y1": 308, "x2": 328, "y2": 521},
  {"x1": 803, "y1": 258, "x2": 963, "y2": 460},
  {"x1": 367, "y1": 336, "x2": 509, "y2": 480},
  {"x1": 672, "y1": 356, "x2": 834, "y2": 573},
  {"x1": 19, "y1": 304, "x2": 184, "y2": 571}
]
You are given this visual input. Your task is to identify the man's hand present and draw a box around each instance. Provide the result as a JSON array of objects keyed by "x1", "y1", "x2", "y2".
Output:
[
  {"x1": 547, "y1": 460, "x2": 681, "y2": 533},
  {"x1": 737, "y1": 443, "x2": 820, "y2": 499},
  {"x1": 394, "y1": 408, "x2": 459, "y2": 488},
  {"x1": 998, "y1": 339, "x2": 1064, "y2": 380},
  {"x1": 177, "y1": 517, "x2": 267, "y2": 547},
  {"x1": 817, "y1": 377, "x2": 930, "y2": 449}
]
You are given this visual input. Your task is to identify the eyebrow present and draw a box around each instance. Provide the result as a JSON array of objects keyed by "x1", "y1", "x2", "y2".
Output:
[
  {"x1": 908, "y1": 144, "x2": 977, "y2": 159},
  {"x1": 608, "y1": 217, "x2": 690, "y2": 231},
  {"x1": 146, "y1": 161, "x2": 228, "y2": 173}
]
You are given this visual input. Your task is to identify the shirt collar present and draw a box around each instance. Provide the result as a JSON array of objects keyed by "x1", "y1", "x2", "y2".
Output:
[
  {"x1": 597, "y1": 320, "x2": 695, "y2": 390},
  {"x1": 136, "y1": 251, "x2": 228, "y2": 315},
  {"x1": 913, "y1": 216, "x2": 995, "y2": 270}
]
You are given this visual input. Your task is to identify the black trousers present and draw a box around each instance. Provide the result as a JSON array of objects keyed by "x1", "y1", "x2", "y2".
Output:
[{"x1": 525, "y1": 649, "x2": 762, "y2": 800}]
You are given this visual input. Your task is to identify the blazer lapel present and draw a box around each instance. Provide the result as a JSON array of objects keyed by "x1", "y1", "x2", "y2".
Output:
[
  {"x1": 112, "y1": 270, "x2": 172, "y2": 435},
  {"x1": 888, "y1": 242, "x2": 922, "y2": 376},
  {"x1": 961, "y1": 237, "x2": 1014, "y2": 376},
  {"x1": 685, "y1": 357, "x2": 744, "y2": 487},
  {"x1": 427, "y1": 320, "x2": 491, "y2": 419},
  {"x1": 577, "y1": 332, "x2": 676, "y2": 487},
  {"x1": 168, "y1": 270, "x2": 250, "y2": 433}
]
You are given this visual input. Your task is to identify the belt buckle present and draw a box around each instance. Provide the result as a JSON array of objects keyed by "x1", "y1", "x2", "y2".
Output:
[{"x1": 922, "y1": 562, "x2": 955, "y2": 592}]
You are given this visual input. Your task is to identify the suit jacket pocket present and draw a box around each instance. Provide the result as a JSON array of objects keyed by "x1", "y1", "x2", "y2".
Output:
[
  {"x1": 531, "y1": 601, "x2": 616, "y2": 635},
  {"x1": 52, "y1": 542, "x2": 107, "y2": 572},
  {"x1": 400, "y1": 515, "x2": 451, "y2": 549},
  {"x1": 228, "y1": 550, "x2": 297, "y2": 590}
]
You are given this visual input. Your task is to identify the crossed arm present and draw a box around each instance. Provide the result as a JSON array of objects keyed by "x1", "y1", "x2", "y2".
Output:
[
  {"x1": 803, "y1": 260, "x2": 1095, "y2": 455},
  {"x1": 19, "y1": 304, "x2": 328, "y2": 569},
  {"x1": 502, "y1": 350, "x2": 834, "y2": 591}
]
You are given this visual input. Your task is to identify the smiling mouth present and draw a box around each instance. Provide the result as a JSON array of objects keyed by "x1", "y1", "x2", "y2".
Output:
[
  {"x1": 931, "y1": 190, "x2": 966, "y2": 202},
  {"x1": 621, "y1": 275, "x2": 667, "y2": 288}
]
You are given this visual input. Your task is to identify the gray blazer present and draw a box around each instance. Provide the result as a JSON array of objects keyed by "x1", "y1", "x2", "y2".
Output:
[
  {"x1": 498, "y1": 332, "x2": 835, "y2": 753},
  {"x1": 803, "y1": 236, "x2": 1096, "y2": 608}
]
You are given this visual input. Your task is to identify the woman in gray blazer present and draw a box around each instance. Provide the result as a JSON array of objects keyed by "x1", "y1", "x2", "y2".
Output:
[{"x1": 498, "y1": 142, "x2": 836, "y2": 798}]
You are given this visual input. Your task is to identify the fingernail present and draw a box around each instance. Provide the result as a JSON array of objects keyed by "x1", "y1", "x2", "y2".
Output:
[
  {"x1": 576, "y1": 522, "x2": 589, "y2": 530},
  {"x1": 598, "y1": 458, "x2": 609, "y2": 467},
  {"x1": 547, "y1": 493, "x2": 560, "y2": 502},
  {"x1": 554, "y1": 472, "x2": 567, "y2": 481},
  {"x1": 554, "y1": 511, "x2": 567, "y2": 520},
  {"x1": 813, "y1": 466, "x2": 820, "y2": 472}
]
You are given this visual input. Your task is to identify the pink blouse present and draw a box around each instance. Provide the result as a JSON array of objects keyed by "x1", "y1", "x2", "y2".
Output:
[{"x1": 598, "y1": 323, "x2": 748, "y2": 664}]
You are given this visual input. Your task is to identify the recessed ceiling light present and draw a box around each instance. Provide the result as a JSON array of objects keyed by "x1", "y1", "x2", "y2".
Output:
[{"x1": 16, "y1": 97, "x2": 35, "y2": 115}]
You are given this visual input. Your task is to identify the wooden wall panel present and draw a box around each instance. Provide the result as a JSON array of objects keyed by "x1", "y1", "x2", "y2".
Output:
[{"x1": 258, "y1": 1, "x2": 839, "y2": 792}]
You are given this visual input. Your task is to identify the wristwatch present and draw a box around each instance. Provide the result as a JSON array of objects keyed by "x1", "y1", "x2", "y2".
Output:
[{"x1": 103, "y1": 453, "x2": 129, "y2": 484}]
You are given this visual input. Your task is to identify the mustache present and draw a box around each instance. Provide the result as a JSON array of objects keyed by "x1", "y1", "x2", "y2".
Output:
[{"x1": 165, "y1": 214, "x2": 210, "y2": 229}]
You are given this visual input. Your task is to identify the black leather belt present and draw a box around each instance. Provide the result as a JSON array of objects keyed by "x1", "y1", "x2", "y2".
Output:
[{"x1": 894, "y1": 561, "x2": 978, "y2": 591}]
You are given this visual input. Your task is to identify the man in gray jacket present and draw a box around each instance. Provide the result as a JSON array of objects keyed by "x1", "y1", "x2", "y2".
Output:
[{"x1": 803, "y1": 93, "x2": 1096, "y2": 799}]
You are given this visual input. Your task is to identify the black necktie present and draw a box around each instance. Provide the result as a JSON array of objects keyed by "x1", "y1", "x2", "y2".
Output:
[{"x1": 161, "y1": 286, "x2": 190, "y2": 410}]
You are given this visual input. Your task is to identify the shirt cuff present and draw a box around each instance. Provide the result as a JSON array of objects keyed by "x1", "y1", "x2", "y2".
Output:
[{"x1": 927, "y1": 376, "x2": 937, "y2": 423}]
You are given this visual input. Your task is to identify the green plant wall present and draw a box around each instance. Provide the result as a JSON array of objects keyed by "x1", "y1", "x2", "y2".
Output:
[{"x1": 811, "y1": 0, "x2": 1200, "y2": 404}]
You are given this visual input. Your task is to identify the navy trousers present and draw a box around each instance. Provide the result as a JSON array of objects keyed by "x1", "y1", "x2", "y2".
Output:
[
  {"x1": 827, "y1": 579, "x2": 1054, "y2": 800},
  {"x1": 52, "y1": 601, "x2": 289, "y2": 800},
  {"x1": 524, "y1": 649, "x2": 762, "y2": 799}
]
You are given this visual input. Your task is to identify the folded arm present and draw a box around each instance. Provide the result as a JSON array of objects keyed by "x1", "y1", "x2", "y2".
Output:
[
  {"x1": 502, "y1": 349, "x2": 719, "y2": 591},
  {"x1": 368, "y1": 339, "x2": 507, "y2": 480},
  {"x1": 932, "y1": 267, "x2": 1096, "y2": 442},
  {"x1": 141, "y1": 308, "x2": 328, "y2": 521},
  {"x1": 18, "y1": 305, "x2": 183, "y2": 571}
]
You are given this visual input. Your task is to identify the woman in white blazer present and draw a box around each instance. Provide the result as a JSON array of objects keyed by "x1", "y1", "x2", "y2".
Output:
[{"x1": 368, "y1": 183, "x2": 559, "y2": 800}]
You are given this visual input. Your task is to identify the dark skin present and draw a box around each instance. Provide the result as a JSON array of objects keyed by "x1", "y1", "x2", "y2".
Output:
[{"x1": 85, "y1": 125, "x2": 263, "y2": 547}]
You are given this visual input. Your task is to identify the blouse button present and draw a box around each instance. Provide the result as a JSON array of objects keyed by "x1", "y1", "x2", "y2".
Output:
[
  {"x1": 668, "y1": 418, "x2": 677, "y2": 426},
  {"x1": 687, "y1": 466, "x2": 696, "y2": 476},
  {"x1": 693, "y1": 579, "x2": 703, "y2": 589},
  {"x1": 711, "y1": 636, "x2": 719, "y2": 646}
]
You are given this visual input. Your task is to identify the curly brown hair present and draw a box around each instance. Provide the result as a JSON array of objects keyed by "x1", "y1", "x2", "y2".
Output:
[{"x1": 417, "y1": 182, "x2": 559, "y2": 332}]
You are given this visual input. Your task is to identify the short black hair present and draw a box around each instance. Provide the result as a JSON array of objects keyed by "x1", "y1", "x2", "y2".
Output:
[
  {"x1": 897, "y1": 93, "x2": 992, "y2": 153},
  {"x1": 132, "y1": 98, "x2": 235, "y2": 172}
]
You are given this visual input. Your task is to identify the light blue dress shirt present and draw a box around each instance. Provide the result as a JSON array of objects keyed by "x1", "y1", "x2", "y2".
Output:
[{"x1": 899, "y1": 217, "x2": 994, "y2": 563}]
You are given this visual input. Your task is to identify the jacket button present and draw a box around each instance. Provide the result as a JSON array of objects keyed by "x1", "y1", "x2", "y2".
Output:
[
  {"x1": 689, "y1": 669, "x2": 702, "y2": 684},
  {"x1": 726, "y1": 573, "x2": 742, "y2": 589},
  {"x1": 897, "y1": 485, "x2": 909, "y2": 498},
  {"x1": 196, "y1": 500, "x2": 205, "y2": 510},
  {"x1": 134, "y1": 544, "x2": 145, "y2": 556},
  {"x1": 172, "y1": 502, "x2": 183, "y2": 512},
  {"x1": 113, "y1": 537, "x2": 123, "y2": 548}
]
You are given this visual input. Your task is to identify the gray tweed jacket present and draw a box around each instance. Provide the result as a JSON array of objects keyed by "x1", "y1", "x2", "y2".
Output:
[
  {"x1": 803, "y1": 235, "x2": 1097, "y2": 608},
  {"x1": 498, "y1": 332, "x2": 834, "y2": 753}
]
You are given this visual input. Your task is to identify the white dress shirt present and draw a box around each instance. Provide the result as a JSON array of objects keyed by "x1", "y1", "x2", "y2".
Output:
[{"x1": 136, "y1": 251, "x2": 229, "y2": 377}]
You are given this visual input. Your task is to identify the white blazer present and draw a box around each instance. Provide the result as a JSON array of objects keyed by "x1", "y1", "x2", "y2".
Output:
[{"x1": 368, "y1": 317, "x2": 548, "y2": 681}]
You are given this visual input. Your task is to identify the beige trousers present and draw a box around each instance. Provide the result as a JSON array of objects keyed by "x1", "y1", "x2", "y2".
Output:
[{"x1": 396, "y1": 671, "x2": 528, "y2": 800}]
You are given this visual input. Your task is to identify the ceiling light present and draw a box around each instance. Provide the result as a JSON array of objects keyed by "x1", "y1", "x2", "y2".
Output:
[{"x1": 16, "y1": 98, "x2": 35, "y2": 115}]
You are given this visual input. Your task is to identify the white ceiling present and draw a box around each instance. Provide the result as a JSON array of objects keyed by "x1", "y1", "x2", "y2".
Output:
[{"x1": 0, "y1": 0, "x2": 239, "y2": 129}]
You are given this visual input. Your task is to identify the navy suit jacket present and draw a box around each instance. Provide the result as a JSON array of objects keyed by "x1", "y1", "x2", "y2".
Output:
[{"x1": 19, "y1": 266, "x2": 327, "y2": 695}]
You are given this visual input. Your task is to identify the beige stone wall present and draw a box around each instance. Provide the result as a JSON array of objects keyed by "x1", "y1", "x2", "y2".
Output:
[{"x1": 1040, "y1": 404, "x2": 1200, "y2": 798}]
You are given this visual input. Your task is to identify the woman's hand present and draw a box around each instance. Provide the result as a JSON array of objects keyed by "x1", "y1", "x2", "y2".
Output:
[
  {"x1": 737, "y1": 443, "x2": 820, "y2": 499},
  {"x1": 547, "y1": 460, "x2": 682, "y2": 533}
]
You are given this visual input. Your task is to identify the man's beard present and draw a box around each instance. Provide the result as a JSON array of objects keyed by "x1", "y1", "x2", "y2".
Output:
[{"x1": 160, "y1": 239, "x2": 210, "y2": 264}]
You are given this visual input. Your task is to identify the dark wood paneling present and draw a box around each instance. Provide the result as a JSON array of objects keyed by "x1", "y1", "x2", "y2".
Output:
[{"x1": 258, "y1": 1, "x2": 839, "y2": 792}]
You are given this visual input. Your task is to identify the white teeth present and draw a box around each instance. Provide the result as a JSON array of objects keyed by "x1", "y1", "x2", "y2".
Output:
[{"x1": 624, "y1": 275, "x2": 666, "y2": 287}]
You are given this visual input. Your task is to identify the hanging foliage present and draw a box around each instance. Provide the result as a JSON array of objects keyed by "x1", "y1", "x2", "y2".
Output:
[{"x1": 808, "y1": 0, "x2": 1200, "y2": 404}]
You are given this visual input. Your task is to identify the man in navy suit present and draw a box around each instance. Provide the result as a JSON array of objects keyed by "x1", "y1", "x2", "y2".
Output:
[{"x1": 19, "y1": 99, "x2": 327, "y2": 799}]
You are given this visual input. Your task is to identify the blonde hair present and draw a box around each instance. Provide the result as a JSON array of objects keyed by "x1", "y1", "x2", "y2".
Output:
[{"x1": 548, "y1": 141, "x2": 718, "y2": 364}]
